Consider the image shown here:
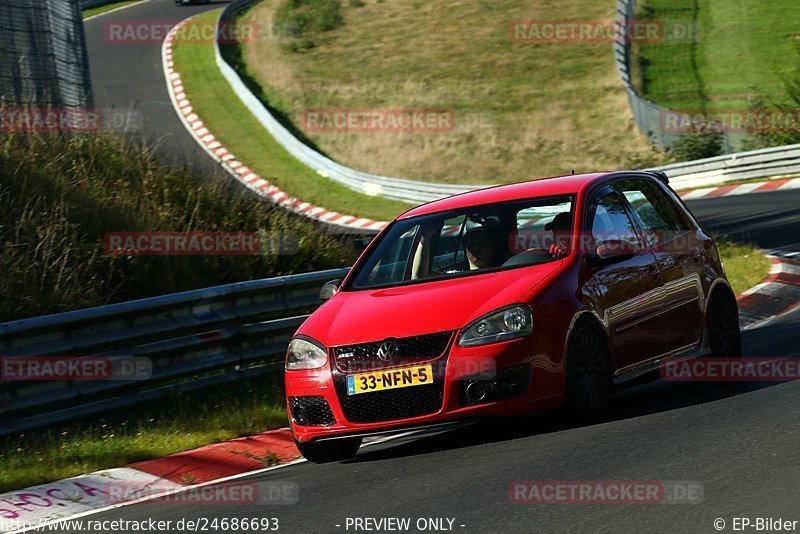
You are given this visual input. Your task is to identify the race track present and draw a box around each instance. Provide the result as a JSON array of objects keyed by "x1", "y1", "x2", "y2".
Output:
[
  {"x1": 70, "y1": 3, "x2": 800, "y2": 532},
  {"x1": 84, "y1": 0, "x2": 228, "y2": 174}
]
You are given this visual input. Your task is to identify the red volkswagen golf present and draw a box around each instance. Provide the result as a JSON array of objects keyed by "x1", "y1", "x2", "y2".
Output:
[{"x1": 285, "y1": 171, "x2": 741, "y2": 462}]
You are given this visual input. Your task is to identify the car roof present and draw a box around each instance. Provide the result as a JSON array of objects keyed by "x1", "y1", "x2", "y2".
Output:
[{"x1": 398, "y1": 172, "x2": 615, "y2": 219}]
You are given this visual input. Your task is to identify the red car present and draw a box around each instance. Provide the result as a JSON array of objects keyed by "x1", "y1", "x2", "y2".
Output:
[{"x1": 285, "y1": 171, "x2": 741, "y2": 462}]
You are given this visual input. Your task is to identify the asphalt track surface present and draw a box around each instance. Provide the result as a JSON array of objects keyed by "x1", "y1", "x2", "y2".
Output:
[
  {"x1": 85, "y1": 0, "x2": 229, "y2": 175},
  {"x1": 75, "y1": 3, "x2": 800, "y2": 533}
]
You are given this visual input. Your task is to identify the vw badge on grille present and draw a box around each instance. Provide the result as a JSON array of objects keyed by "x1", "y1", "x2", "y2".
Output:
[{"x1": 377, "y1": 339, "x2": 400, "y2": 361}]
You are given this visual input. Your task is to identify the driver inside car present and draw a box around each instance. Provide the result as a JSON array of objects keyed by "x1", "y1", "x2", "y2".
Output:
[
  {"x1": 544, "y1": 212, "x2": 571, "y2": 258},
  {"x1": 464, "y1": 228, "x2": 499, "y2": 270}
]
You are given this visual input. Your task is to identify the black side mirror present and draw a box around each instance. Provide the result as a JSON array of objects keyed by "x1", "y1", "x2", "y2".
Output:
[
  {"x1": 319, "y1": 279, "x2": 341, "y2": 302},
  {"x1": 590, "y1": 240, "x2": 636, "y2": 266}
]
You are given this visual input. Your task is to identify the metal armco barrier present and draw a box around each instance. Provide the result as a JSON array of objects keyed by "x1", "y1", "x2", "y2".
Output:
[
  {"x1": 0, "y1": 267, "x2": 349, "y2": 437},
  {"x1": 1, "y1": 0, "x2": 93, "y2": 109},
  {"x1": 657, "y1": 144, "x2": 800, "y2": 190}
]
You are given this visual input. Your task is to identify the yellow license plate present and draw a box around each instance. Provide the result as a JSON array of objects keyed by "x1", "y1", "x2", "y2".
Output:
[{"x1": 346, "y1": 364, "x2": 434, "y2": 395}]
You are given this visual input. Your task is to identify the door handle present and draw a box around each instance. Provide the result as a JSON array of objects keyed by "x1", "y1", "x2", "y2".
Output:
[{"x1": 647, "y1": 265, "x2": 660, "y2": 280}]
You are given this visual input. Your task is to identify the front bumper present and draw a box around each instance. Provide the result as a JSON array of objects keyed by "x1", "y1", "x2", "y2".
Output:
[{"x1": 286, "y1": 336, "x2": 562, "y2": 443}]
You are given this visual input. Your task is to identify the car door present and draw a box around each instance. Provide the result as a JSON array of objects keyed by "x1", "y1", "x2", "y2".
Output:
[
  {"x1": 614, "y1": 178, "x2": 705, "y2": 351},
  {"x1": 583, "y1": 187, "x2": 668, "y2": 375}
]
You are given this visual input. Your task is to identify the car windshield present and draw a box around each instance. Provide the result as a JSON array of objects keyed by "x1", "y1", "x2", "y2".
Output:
[{"x1": 348, "y1": 195, "x2": 574, "y2": 290}]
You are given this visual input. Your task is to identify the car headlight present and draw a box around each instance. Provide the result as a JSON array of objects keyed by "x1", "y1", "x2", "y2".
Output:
[
  {"x1": 286, "y1": 337, "x2": 328, "y2": 370},
  {"x1": 458, "y1": 305, "x2": 533, "y2": 347}
]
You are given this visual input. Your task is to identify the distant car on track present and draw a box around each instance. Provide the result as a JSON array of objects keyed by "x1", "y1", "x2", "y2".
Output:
[{"x1": 285, "y1": 171, "x2": 741, "y2": 462}]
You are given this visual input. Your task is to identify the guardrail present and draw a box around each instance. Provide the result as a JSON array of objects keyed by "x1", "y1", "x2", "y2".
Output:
[
  {"x1": 655, "y1": 143, "x2": 800, "y2": 190},
  {"x1": 0, "y1": 267, "x2": 349, "y2": 437}
]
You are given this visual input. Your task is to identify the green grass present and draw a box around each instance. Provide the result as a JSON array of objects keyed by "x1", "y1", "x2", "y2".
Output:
[
  {"x1": 83, "y1": 0, "x2": 140, "y2": 19},
  {"x1": 636, "y1": 0, "x2": 800, "y2": 112},
  {"x1": 237, "y1": 0, "x2": 668, "y2": 185},
  {"x1": 0, "y1": 132, "x2": 356, "y2": 321},
  {"x1": 717, "y1": 239, "x2": 771, "y2": 296},
  {"x1": 171, "y1": 9, "x2": 410, "y2": 222},
  {"x1": 0, "y1": 374, "x2": 289, "y2": 493}
]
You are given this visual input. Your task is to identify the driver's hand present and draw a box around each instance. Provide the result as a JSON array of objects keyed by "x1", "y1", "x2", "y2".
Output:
[{"x1": 549, "y1": 243, "x2": 568, "y2": 258}]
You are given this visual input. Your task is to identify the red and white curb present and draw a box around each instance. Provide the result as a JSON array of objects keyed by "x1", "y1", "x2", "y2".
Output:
[
  {"x1": 161, "y1": 18, "x2": 388, "y2": 234},
  {"x1": 739, "y1": 255, "x2": 800, "y2": 330},
  {"x1": 0, "y1": 428, "x2": 415, "y2": 534},
  {"x1": 0, "y1": 428, "x2": 299, "y2": 533},
  {"x1": 678, "y1": 177, "x2": 800, "y2": 200}
]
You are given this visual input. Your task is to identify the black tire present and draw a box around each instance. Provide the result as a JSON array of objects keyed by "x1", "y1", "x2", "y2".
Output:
[
  {"x1": 566, "y1": 319, "x2": 612, "y2": 418},
  {"x1": 707, "y1": 288, "x2": 742, "y2": 358},
  {"x1": 294, "y1": 437, "x2": 362, "y2": 463}
]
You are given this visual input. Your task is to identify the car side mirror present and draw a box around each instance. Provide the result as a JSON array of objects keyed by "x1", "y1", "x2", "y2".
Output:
[
  {"x1": 319, "y1": 279, "x2": 341, "y2": 302},
  {"x1": 591, "y1": 240, "x2": 636, "y2": 266}
]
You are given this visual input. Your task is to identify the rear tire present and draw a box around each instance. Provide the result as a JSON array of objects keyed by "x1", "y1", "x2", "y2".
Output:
[
  {"x1": 566, "y1": 319, "x2": 612, "y2": 418},
  {"x1": 707, "y1": 288, "x2": 741, "y2": 358},
  {"x1": 294, "y1": 437, "x2": 362, "y2": 463}
]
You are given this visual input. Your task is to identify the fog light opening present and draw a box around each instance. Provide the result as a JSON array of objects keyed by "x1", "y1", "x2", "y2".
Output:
[{"x1": 465, "y1": 381, "x2": 489, "y2": 403}]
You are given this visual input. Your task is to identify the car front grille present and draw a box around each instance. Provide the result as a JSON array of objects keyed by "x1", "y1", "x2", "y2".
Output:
[
  {"x1": 333, "y1": 331, "x2": 453, "y2": 372},
  {"x1": 336, "y1": 381, "x2": 445, "y2": 424}
]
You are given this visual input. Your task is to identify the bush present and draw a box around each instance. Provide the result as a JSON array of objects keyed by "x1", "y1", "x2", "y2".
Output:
[
  {"x1": 742, "y1": 95, "x2": 800, "y2": 150},
  {"x1": 274, "y1": 0, "x2": 344, "y2": 51},
  {"x1": 668, "y1": 127, "x2": 725, "y2": 161},
  {"x1": 0, "y1": 132, "x2": 356, "y2": 322}
]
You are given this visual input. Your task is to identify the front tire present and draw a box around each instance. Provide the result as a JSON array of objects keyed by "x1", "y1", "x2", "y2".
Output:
[
  {"x1": 707, "y1": 288, "x2": 741, "y2": 358},
  {"x1": 566, "y1": 319, "x2": 612, "y2": 418},
  {"x1": 294, "y1": 437, "x2": 362, "y2": 463}
]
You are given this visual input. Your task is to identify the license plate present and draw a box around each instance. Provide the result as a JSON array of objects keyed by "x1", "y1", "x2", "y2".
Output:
[{"x1": 346, "y1": 364, "x2": 434, "y2": 395}]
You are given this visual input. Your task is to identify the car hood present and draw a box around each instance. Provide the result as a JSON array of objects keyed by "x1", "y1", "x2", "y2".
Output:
[{"x1": 298, "y1": 261, "x2": 564, "y2": 347}]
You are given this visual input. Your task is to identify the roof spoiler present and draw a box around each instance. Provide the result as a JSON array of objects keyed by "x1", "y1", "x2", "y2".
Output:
[{"x1": 648, "y1": 170, "x2": 669, "y2": 185}]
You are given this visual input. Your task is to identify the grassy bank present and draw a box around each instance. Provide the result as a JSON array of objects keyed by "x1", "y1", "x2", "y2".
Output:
[
  {"x1": 0, "y1": 132, "x2": 356, "y2": 322},
  {"x1": 172, "y1": 9, "x2": 410, "y2": 222},
  {"x1": 235, "y1": 0, "x2": 667, "y2": 185},
  {"x1": 635, "y1": 0, "x2": 800, "y2": 112},
  {"x1": 0, "y1": 374, "x2": 288, "y2": 493}
]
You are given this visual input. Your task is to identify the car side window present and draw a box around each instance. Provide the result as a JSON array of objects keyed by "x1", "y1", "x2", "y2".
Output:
[
  {"x1": 590, "y1": 192, "x2": 641, "y2": 252},
  {"x1": 614, "y1": 179, "x2": 688, "y2": 246}
]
